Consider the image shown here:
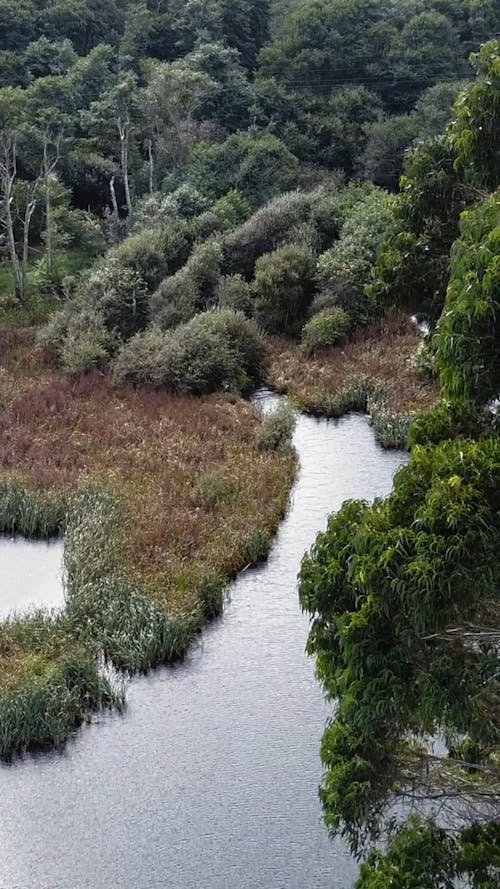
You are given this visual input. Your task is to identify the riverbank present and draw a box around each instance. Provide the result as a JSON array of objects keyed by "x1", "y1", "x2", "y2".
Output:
[
  {"x1": 0, "y1": 326, "x2": 296, "y2": 757},
  {"x1": 268, "y1": 316, "x2": 439, "y2": 448},
  {"x1": 0, "y1": 313, "x2": 435, "y2": 758},
  {"x1": 0, "y1": 401, "x2": 406, "y2": 889}
]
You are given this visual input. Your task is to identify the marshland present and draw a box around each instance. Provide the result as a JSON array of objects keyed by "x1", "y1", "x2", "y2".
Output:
[{"x1": 0, "y1": 2, "x2": 499, "y2": 887}]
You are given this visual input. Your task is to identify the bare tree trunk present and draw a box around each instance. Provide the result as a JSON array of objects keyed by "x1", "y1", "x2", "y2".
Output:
[
  {"x1": 0, "y1": 139, "x2": 23, "y2": 301},
  {"x1": 42, "y1": 131, "x2": 62, "y2": 273},
  {"x1": 45, "y1": 168, "x2": 52, "y2": 272},
  {"x1": 109, "y1": 175, "x2": 119, "y2": 220},
  {"x1": 147, "y1": 138, "x2": 154, "y2": 194},
  {"x1": 118, "y1": 116, "x2": 132, "y2": 222},
  {"x1": 20, "y1": 182, "x2": 38, "y2": 299}
]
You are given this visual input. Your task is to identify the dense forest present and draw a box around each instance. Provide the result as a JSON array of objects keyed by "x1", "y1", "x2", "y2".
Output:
[{"x1": 0, "y1": 1, "x2": 499, "y2": 887}]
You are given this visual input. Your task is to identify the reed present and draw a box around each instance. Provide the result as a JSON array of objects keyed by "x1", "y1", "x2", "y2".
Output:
[
  {"x1": 0, "y1": 330, "x2": 296, "y2": 755},
  {"x1": 0, "y1": 652, "x2": 123, "y2": 760},
  {"x1": 0, "y1": 478, "x2": 65, "y2": 537},
  {"x1": 268, "y1": 317, "x2": 439, "y2": 449}
]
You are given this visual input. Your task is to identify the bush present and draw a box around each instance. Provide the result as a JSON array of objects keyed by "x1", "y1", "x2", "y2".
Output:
[
  {"x1": 222, "y1": 189, "x2": 316, "y2": 279},
  {"x1": 113, "y1": 310, "x2": 266, "y2": 394},
  {"x1": 150, "y1": 238, "x2": 224, "y2": 329},
  {"x1": 188, "y1": 132, "x2": 299, "y2": 205},
  {"x1": 301, "y1": 308, "x2": 351, "y2": 353},
  {"x1": 315, "y1": 188, "x2": 395, "y2": 326},
  {"x1": 216, "y1": 275, "x2": 254, "y2": 316},
  {"x1": 110, "y1": 221, "x2": 192, "y2": 292},
  {"x1": 59, "y1": 306, "x2": 114, "y2": 375},
  {"x1": 252, "y1": 243, "x2": 316, "y2": 335},
  {"x1": 257, "y1": 402, "x2": 296, "y2": 453},
  {"x1": 38, "y1": 304, "x2": 114, "y2": 373},
  {"x1": 83, "y1": 258, "x2": 150, "y2": 340}
]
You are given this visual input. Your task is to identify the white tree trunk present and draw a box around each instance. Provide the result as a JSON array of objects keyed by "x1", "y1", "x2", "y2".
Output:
[
  {"x1": 118, "y1": 116, "x2": 133, "y2": 222},
  {"x1": 0, "y1": 139, "x2": 23, "y2": 301},
  {"x1": 147, "y1": 138, "x2": 154, "y2": 194}
]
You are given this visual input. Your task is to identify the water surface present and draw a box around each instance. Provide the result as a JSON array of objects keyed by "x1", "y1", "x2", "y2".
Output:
[
  {"x1": 0, "y1": 408, "x2": 406, "y2": 889},
  {"x1": 0, "y1": 537, "x2": 64, "y2": 619}
]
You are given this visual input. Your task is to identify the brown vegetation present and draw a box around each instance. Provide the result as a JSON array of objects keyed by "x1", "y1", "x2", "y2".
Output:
[
  {"x1": 268, "y1": 316, "x2": 439, "y2": 423},
  {"x1": 0, "y1": 328, "x2": 295, "y2": 616}
]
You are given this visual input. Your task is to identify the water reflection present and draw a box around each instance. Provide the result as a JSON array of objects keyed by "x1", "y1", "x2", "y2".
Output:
[{"x1": 0, "y1": 410, "x2": 406, "y2": 889}]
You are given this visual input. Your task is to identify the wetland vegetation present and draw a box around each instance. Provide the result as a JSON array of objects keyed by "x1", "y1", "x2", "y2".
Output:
[{"x1": 0, "y1": 0, "x2": 498, "y2": 885}]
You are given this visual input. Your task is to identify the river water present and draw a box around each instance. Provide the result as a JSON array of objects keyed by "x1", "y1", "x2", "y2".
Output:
[
  {"x1": 0, "y1": 537, "x2": 64, "y2": 620},
  {"x1": 0, "y1": 403, "x2": 406, "y2": 889}
]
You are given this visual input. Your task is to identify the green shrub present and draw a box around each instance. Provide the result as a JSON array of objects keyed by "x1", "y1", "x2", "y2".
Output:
[
  {"x1": 60, "y1": 329, "x2": 110, "y2": 376},
  {"x1": 111, "y1": 328, "x2": 171, "y2": 388},
  {"x1": 211, "y1": 190, "x2": 250, "y2": 229},
  {"x1": 113, "y1": 310, "x2": 266, "y2": 394},
  {"x1": 38, "y1": 303, "x2": 114, "y2": 373},
  {"x1": 222, "y1": 189, "x2": 316, "y2": 279},
  {"x1": 37, "y1": 309, "x2": 69, "y2": 355},
  {"x1": 150, "y1": 238, "x2": 223, "y2": 329},
  {"x1": 252, "y1": 243, "x2": 317, "y2": 335},
  {"x1": 188, "y1": 132, "x2": 299, "y2": 205},
  {"x1": 315, "y1": 188, "x2": 395, "y2": 326},
  {"x1": 257, "y1": 402, "x2": 296, "y2": 453},
  {"x1": 216, "y1": 275, "x2": 254, "y2": 316},
  {"x1": 83, "y1": 258, "x2": 150, "y2": 340},
  {"x1": 410, "y1": 402, "x2": 486, "y2": 448},
  {"x1": 301, "y1": 308, "x2": 351, "y2": 353},
  {"x1": 110, "y1": 222, "x2": 192, "y2": 292}
]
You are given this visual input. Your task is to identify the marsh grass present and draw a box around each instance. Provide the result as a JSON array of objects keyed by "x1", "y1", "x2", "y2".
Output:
[
  {"x1": 0, "y1": 329, "x2": 296, "y2": 756},
  {"x1": 0, "y1": 478, "x2": 65, "y2": 537},
  {"x1": 268, "y1": 316, "x2": 439, "y2": 449}
]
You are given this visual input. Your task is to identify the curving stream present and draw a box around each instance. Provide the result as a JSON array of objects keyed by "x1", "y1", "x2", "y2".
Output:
[{"x1": 0, "y1": 398, "x2": 406, "y2": 889}]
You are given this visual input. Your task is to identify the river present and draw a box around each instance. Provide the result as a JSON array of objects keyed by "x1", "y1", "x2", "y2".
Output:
[
  {"x1": 0, "y1": 401, "x2": 406, "y2": 889},
  {"x1": 0, "y1": 537, "x2": 64, "y2": 620}
]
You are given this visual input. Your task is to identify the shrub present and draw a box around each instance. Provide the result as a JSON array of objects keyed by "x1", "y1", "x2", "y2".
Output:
[
  {"x1": 301, "y1": 308, "x2": 351, "y2": 354},
  {"x1": 222, "y1": 189, "x2": 316, "y2": 279},
  {"x1": 150, "y1": 238, "x2": 224, "y2": 329},
  {"x1": 38, "y1": 304, "x2": 114, "y2": 374},
  {"x1": 211, "y1": 190, "x2": 250, "y2": 229},
  {"x1": 315, "y1": 188, "x2": 395, "y2": 326},
  {"x1": 83, "y1": 258, "x2": 150, "y2": 340},
  {"x1": 111, "y1": 328, "x2": 171, "y2": 388},
  {"x1": 60, "y1": 330, "x2": 110, "y2": 376},
  {"x1": 188, "y1": 132, "x2": 299, "y2": 205},
  {"x1": 216, "y1": 275, "x2": 254, "y2": 316},
  {"x1": 113, "y1": 310, "x2": 266, "y2": 394},
  {"x1": 257, "y1": 402, "x2": 296, "y2": 453},
  {"x1": 110, "y1": 221, "x2": 192, "y2": 292},
  {"x1": 252, "y1": 243, "x2": 317, "y2": 335},
  {"x1": 37, "y1": 309, "x2": 69, "y2": 356}
]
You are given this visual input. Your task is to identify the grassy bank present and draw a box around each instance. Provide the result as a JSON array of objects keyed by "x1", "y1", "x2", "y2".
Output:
[
  {"x1": 0, "y1": 328, "x2": 296, "y2": 758},
  {"x1": 268, "y1": 316, "x2": 439, "y2": 449}
]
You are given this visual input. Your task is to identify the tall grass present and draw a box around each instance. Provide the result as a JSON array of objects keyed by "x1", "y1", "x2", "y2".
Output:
[
  {"x1": 268, "y1": 318, "x2": 439, "y2": 449},
  {"x1": 0, "y1": 345, "x2": 296, "y2": 757},
  {"x1": 0, "y1": 478, "x2": 65, "y2": 537},
  {"x1": 0, "y1": 653, "x2": 122, "y2": 761},
  {"x1": 0, "y1": 609, "x2": 123, "y2": 760}
]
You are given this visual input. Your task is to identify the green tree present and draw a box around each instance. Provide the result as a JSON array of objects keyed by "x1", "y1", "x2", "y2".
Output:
[
  {"x1": 370, "y1": 42, "x2": 500, "y2": 322},
  {"x1": 436, "y1": 192, "x2": 500, "y2": 406},
  {"x1": 252, "y1": 242, "x2": 316, "y2": 333},
  {"x1": 220, "y1": 0, "x2": 270, "y2": 70},
  {"x1": 188, "y1": 131, "x2": 298, "y2": 204}
]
